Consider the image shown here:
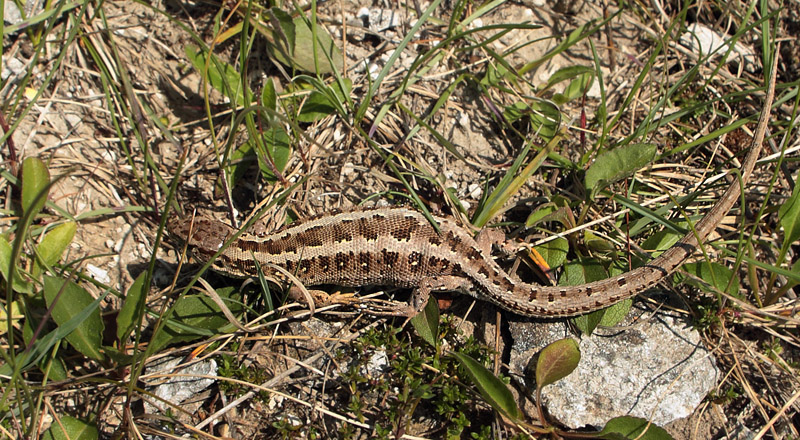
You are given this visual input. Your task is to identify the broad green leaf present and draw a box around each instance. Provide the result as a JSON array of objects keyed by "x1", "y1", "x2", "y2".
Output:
[
  {"x1": 41, "y1": 354, "x2": 68, "y2": 382},
  {"x1": 43, "y1": 276, "x2": 105, "y2": 361},
  {"x1": 0, "y1": 291, "x2": 108, "y2": 375},
  {"x1": 451, "y1": 352, "x2": 521, "y2": 420},
  {"x1": 42, "y1": 416, "x2": 98, "y2": 440},
  {"x1": 256, "y1": 125, "x2": 291, "y2": 182},
  {"x1": 21, "y1": 157, "x2": 50, "y2": 218},
  {"x1": 261, "y1": 77, "x2": 278, "y2": 111},
  {"x1": 262, "y1": 8, "x2": 343, "y2": 74},
  {"x1": 526, "y1": 203, "x2": 575, "y2": 230},
  {"x1": 584, "y1": 230, "x2": 615, "y2": 254},
  {"x1": 411, "y1": 295, "x2": 439, "y2": 348},
  {"x1": 535, "y1": 338, "x2": 580, "y2": 388},
  {"x1": 503, "y1": 100, "x2": 560, "y2": 141},
  {"x1": 149, "y1": 287, "x2": 243, "y2": 353},
  {"x1": 0, "y1": 300, "x2": 23, "y2": 335},
  {"x1": 533, "y1": 237, "x2": 569, "y2": 269},
  {"x1": 677, "y1": 262, "x2": 740, "y2": 297},
  {"x1": 526, "y1": 204, "x2": 558, "y2": 227},
  {"x1": 185, "y1": 45, "x2": 248, "y2": 106},
  {"x1": 598, "y1": 299, "x2": 633, "y2": 327},
  {"x1": 298, "y1": 78, "x2": 352, "y2": 123},
  {"x1": 640, "y1": 229, "x2": 682, "y2": 257},
  {"x1": 778, "y1": 182, "x2": 800, "y2": 244},
  {"x1": 0, "y1": 235, "x2": 31, "y2": 293},
  {"x1": 594, "y1": 416, "x2": 672, "y2": 439},
  {"x1": 561, "y1": 259, "x2": 608, "y2": 334},
  {"x1": 33, "y1": 221, "x2": 76, "y2": 278},
  {"x1": 543, "y1": 65, "x2": 595, "y2": 91},
  {"x1": 543, "y1": 65, "x2": 595, "y2": 105},
  {"x1": 554, "y1": 71, "x2": 594, "y2": 104},
  {"x1": 560, "y1": 258, "x2": 608, "y2": 286},
  {"x1": 573, "y1": 308, "x2": 604, "y2": 335},
  {"x1": 585, "y1": 143, "x2": 657, "y2": 199},
  {"x1": 116, "y1": 271, "x2": 148, "y2": 342}
]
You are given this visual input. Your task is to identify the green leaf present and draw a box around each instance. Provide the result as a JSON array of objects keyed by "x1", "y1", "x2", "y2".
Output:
[
  {"x1": 21, "y1": 157, "x2": 50, "y2": 218},
  {"x1": 598, "y1": 299, "x2": 633, "y2": 327},
  {"x1": 640, "y1": 229, "x2": 682, "y2": 256},
  {"x1": 533, "y1": 237, "x2": 569, "y2": 269},
  {"x1": 185, "y1": 45, "x2": 248, "y2": 106},
  {"x1": 0, "y1": 300, "x2": 23, "y2": 335},
  {"x1": 560, "y1": 258, "x2": 608, "y2": 286},
  {"x1": 677, "y1": 262, "x2": 740, "y2": 297},
  {"x1": 116, "y1": 271, "x2": 148, "y2": 343},
  {"x1": 779, "y1": 182, "x2": 800, "y2": 244},
  {"x1": 584, "y1": 230, "x2": 615, "y2": 254},
  {"x1": 298, "y1": 78, "x2": 352, "y2": 123},
  {"x1": 42, "y1": 416, "x2": 98, "y2": 440},
  {"x1": 503, "y1": 100, "x2": 560, "y2": 141},
  {"x1": 451, "y1": 352, "x2": 521, "y2": 420},
  {"x1": 263, "y1": 8, "x2": 343, "y2": 74},
  {"x1": 526, "y1": 201, "x2": 574, "y2": 230},
  {"x1": 543, "y1": 65, "x2": 595, "y2": 90},
  {"x1": 561, "y1": 259, "x2": 608, "y2": 334},
  {"x1": 543, "y1": 65, "x2": 595, "y2": 105},
  {"x1": 555, "y1": 71, "x2": 594, "y2": 104},
  {"x1": 0, "y1": 235, "x2": 31, "y2": 293},
  {"x1": 261, "y1": 77, "x2": 278, "y2": 111},
  {"x1": 525, "y1": 204, "x2": 558, "y2": 227},
  {"x1": 411, "y1": 295, "x2": 439, "y2": 347},
  {"x1": 149, "y1": 287, "x2": 243, "y2": 353},
  {"x1": 33, "y1": 221, "x2": 76, "y2": 278},
  {"x1": 573, "y1": 308, "x2": 604, "y2": 335},
  {"x1": 535, "y1": 338, "x2": 580, "y2": 388},
  {"x1": 585, "y1": 143, "x2": 657, "y2": 199},
  {"x1": 594, "y1": 416, "x2": 673, "y2": 439},
  {"x1": 0, "y1": 291, "x2": 108, "y2": 375},
  {"x1": 256, "y1": 125, "x2": 291, "y2": 182},
  {"x1": 43, "y1": 276, "x2": 105, "y2": 361}
]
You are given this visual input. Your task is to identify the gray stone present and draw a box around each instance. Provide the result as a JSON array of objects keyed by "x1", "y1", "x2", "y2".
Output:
[
  {"x1": 679, "y1": 23, "x2": 757, "y2": 73},
  {"x1": 144, "y1": 356, "x2": 218, "y2": 413},
  {"x1": 508, "y1": 304, "x2": 719, "y2": 428}
]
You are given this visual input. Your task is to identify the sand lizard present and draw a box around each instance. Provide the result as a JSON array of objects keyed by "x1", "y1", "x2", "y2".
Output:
[{"x1": 169, "y1": 60, "x2": 777, "y2": 318}]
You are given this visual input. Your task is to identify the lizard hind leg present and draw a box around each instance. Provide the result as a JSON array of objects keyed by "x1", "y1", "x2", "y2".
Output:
[
  {"x1": 363, "y1": 276, "x2": 480, "y2": 318},
  {"x1": 408, "y1": 275, "x2": 481, "y2": 316},
  {"x1": 475, "y1": 228, "x2": 518, "y2": 257}
]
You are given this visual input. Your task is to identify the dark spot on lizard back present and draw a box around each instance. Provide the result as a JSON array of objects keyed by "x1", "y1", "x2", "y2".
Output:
[
  {"x1": 357, "y1": 252, "x2": 371, "y2": 273},
  {"x1": 381, "y1": 250, "x2": 399, "y2": 266},
  {"x1": 334, "y1": 252, "x2": 349, "y2": 270},
  {"x1": 390, "y1": 217, "x2": 419, "y2": 241},
  {"x1": 317, "y1": 255, "x2": 331, "y2": 271},
  {"x1": 331, "y1": 223, "x2": 353, "y2": 243},
  {"x1": 356, "y1": 216, "x2": 379, "y2": 241}
]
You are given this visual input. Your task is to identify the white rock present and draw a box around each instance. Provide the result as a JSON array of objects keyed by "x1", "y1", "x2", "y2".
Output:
[
  {"x1": 366, "y1": 8, "x2": 405, "y2": 32},
  {"x1": 509, "y1": 304, "x2": 720, "y2": 428},
  {"x1": 86, "y1": 264, "x2": 110, "y2": 284},
  {"x1": 1, "y1": 57, "x2": 26, "y2": 80},
  {"x1": 458, "y1": 112, "x2": 469, "y2": 127},
  {"x1": 144, "y1": 357, "x2": 218, "y2": 413},
  {"x1": 467, "y1": 183, "x2": 482, "y2": 199},
  {"x1": 679, "y1": 23, "x2": 757, "y2": 72}
]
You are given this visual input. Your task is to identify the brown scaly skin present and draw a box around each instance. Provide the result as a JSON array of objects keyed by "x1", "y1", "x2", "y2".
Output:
[{"x1": 170, "y1": 57, "x2": 777, "y2": 318}]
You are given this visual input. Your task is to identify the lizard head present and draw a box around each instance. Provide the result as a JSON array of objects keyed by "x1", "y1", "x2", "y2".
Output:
[{"x1": 168, "y1": 215, "x2": 235, "y2": 262}]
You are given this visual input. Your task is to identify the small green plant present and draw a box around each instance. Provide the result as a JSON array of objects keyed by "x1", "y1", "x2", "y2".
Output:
[
  {"x1": 335, "y1": 317, "x2": 491, "y2": 439},
  {"x1": 218, "y1": 353, "x2": 271, "y2": 401}
]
